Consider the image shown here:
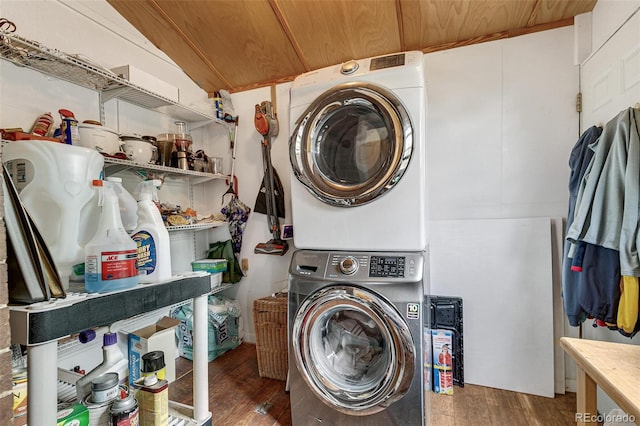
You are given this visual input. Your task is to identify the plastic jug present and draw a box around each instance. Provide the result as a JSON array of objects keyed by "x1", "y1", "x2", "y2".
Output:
[{"x1": 3, "y1": 141, "x2": 104, "y2": 288}]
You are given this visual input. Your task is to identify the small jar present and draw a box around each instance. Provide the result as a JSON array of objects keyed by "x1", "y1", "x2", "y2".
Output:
[{"x1": 91, "y1": 372, "x2": 119, "y2": 403}]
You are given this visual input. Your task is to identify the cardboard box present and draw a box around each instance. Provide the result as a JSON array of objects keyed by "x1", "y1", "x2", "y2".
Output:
[
  {"x1": 432, "y1": 329, "x2": 454, "y2": 395},
  {"x1": 110, "y1": 65, "x2": 179, "y2": 103},
  {"x1": 128, "y1": 316, "x2": 181, "y2": 386},
  {"x1": 12, "y1": 381, "x2": 27, "y2": 418}
]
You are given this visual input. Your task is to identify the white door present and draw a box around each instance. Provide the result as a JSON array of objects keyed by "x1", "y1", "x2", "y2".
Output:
[{"x1": 578, "y1": 4, "x2": 640, "y2": 415}]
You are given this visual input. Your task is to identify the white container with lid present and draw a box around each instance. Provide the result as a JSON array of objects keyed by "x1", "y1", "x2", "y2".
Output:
[{"x1": 77, "y1": 123, "x2": 122, "y2": 154}]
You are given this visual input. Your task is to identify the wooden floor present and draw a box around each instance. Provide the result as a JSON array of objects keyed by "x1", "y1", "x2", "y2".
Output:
[{"x1": 170, "y1": 342, "x2": 578, "y2": 426}]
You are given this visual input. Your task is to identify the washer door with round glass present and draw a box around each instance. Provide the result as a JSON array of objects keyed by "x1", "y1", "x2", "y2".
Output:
[
  {"x1": 292, "y1": 285, "x2": 416, "y2": 416},
  {"x1": 290, "y1": 82, "x2": 413, "y2": 207}
]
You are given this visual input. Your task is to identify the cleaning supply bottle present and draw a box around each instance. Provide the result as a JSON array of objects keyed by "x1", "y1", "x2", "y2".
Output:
[
  {"x1": 58, "y1": 108, "x2": 80, "y2": 145},
  {"x1": 106, "y1": 177, "x2": 138, "y2": 233},
  {"x1": 75, "y1": 332, "x2": 129, "y2": 402},
  {"x1": 131, "y1": 179, "x2": 172, "y2": 283},
  {"x1": 84, "y1": 180, "x2": 139, "y2": 293}
]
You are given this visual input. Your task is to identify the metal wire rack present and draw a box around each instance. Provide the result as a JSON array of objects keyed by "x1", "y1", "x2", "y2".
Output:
[{"x1": 0, "y1": 31, "x2": 215, "y2": 122}]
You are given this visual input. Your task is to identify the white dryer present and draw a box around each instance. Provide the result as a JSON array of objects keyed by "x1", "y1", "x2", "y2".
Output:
[{"x1": 289, "y1": 51, "x2": 427, "y2": 251}]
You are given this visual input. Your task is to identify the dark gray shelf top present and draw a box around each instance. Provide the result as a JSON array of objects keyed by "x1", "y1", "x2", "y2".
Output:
[{"x1": 10, "y1": 273, "x2": 212, "y2": 345}]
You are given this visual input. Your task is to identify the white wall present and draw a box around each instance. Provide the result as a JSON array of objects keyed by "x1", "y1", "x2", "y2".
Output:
[
  {"x1": 425, "y1": 27, "x2": 578, "y2": 397},
  {"x1": 425, "y1": 28, "x2": 579, "y2": 221}
]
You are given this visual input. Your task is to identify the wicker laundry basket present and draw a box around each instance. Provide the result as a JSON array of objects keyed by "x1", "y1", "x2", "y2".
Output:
[{"x1": 253, "y1": 293, "x2": 288, "y2": 381}]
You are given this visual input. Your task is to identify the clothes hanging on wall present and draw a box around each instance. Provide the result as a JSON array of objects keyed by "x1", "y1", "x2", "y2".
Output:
[
  {"x1": 562, "y1": 125, "x2": 602, "y2": 326},
  {"x1": 564, "y1": 107, "x2": 640, "y2": 336},
  {"x1": 567, "y1": 108, "x2": 640, "y2": 276}
]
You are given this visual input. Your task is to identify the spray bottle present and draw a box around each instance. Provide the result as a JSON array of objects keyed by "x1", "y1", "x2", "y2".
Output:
[
  {"x1": 84, "y1": 180, "x2": 139, "y2": 293},
  {"x1": 106, "y1": 176, "x2": 138, "y2": 233},
  {"x1": 131, "y1": 179, "x2": 172, "y2": 283}
]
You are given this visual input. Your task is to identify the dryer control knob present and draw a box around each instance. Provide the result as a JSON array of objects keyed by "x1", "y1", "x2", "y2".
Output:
[
  {"x1": 340, "y1": 60, "x2": 359, "y2": 75},
  {"x1": 339, "y1": 257, "x2": 359, "y2": 275}
]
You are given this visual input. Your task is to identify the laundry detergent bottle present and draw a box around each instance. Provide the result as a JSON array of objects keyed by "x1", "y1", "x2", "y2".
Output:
[
  {"x1": 131, "y1": 179, "x2": 172, "y2": 283},
  {"x1": 84, "y1": 180, "x2": 139, "y2": 293}
]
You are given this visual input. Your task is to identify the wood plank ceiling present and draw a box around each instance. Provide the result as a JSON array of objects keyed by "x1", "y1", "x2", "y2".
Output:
[{"x1": 107, "y1": 0, "x2": 597, "y2": 95}]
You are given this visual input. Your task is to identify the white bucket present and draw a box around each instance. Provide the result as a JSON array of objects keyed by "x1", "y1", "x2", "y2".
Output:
[{"x1": 3, "y1": 141, "x2": 104, "y2": 288}]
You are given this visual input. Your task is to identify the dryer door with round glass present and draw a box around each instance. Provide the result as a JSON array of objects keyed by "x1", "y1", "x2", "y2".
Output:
[
  {"x1": 290, "y1": 82, "x2": 413, "y2": 207},
  {"x1": 292, "y1": 284, "x2": 416, "y2": 416}
]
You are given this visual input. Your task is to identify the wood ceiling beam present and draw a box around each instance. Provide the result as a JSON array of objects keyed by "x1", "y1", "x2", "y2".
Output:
[
  {"x1": 269, "y1": 0, "x2": 312, "y2": 72},
  {"x1": 146, "y1": 0, "x2": 231, "y2": 88},
  {"x1": 395, "y1": 0, "x2": 406, "y2": 52}
]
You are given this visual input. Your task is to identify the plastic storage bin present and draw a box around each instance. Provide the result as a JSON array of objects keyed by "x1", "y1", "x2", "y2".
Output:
[{"x1": 191, "y1": 259, "x2": 228, "y2": 274}]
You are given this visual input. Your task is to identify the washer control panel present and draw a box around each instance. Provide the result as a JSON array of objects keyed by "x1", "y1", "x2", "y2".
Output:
[
  {"x1": 369, "y1": 256, "x2": 405, "y2": 278},
  {"x1": 323, "y1": 252, "x2": 422, "y2": 281},
  {"x1": 292, "y1": 250, "x2": 424, "y2": 282}
]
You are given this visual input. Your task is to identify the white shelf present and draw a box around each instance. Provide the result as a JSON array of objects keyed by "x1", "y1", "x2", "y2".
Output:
[
  {"x1": 167, "y1": 221, "x2": 227, "y2": 232},
  {"x1": 0, "y1": 32, "x2": 216, "y2": 123},
  {"x1": 103, "y1": 157, "x2": 228, "y2": 184}
]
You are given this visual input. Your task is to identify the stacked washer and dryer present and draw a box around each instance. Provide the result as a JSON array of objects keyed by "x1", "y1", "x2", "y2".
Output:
[{"x1": 287, "y1": 51, "x2": 428, "y2": 425}]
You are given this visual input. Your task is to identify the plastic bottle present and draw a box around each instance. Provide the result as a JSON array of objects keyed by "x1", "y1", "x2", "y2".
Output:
[
  {"x1": 75, "y1": 332, "x2": 129, "y2": 402},
  {"x1": 106, "y1": 177, "x2": 138, "y2": 233},
  {"x1": 213, "y1": 92, "x2": 224, "y2": 120},
  {"x1": 58, "y1": 108, "x2": 80, "y2": 145},
  {"x1": 30, "y1": 112, "x2": 54, "y2": 136},
  {"x1": 131, "y1": 179, "x2": 172, "y2": 283},
  {"x1": 84, "y1": 180, "x2": 139, "y2": 293}
]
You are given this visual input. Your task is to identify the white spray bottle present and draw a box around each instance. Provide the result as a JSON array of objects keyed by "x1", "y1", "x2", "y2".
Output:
[
  {"x1": 105, "y1": 176, "x2": 138, "y2": 233},
  {"x1": 84, "y1": 180, "x2": 139, "y2": 293},
  {"x1": 131, "y1": 179, "x2": 172, "y2": 283}
]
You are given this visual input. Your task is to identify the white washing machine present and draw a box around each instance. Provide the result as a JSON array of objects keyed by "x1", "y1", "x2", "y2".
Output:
[
  {"x1": 289, "y1": 249, "x2": 426, "y2": 425},
  {"x1": 289, "y1": 51, "x2": 427, "y2": 251}
]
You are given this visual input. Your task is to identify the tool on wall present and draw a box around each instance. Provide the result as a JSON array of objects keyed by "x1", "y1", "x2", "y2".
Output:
[
  {"x1": 254, "y1": 100, "x2": 288, "y2": 256},
  {"x1": 222, "y1": 115, "x2": 239, "y2": 204}
]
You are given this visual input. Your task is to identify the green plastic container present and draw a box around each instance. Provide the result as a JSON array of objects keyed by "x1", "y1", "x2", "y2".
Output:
[{"x1": 191, "y1": 259, "x2": 228, "y2": 274}]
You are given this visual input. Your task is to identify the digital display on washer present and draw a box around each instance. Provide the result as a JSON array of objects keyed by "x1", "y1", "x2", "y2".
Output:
[
  {"x1": 370, "y1": 54, "x2": 405, "y2": 70},
  {"x1": 369, "y1": 256, "x2": 405, "y2": 277}
]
